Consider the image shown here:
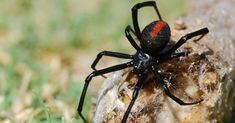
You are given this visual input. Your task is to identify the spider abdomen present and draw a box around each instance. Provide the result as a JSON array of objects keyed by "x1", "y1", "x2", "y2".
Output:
[{"x1": 141, "y1": 20, "x2": 171, "y2": 56}]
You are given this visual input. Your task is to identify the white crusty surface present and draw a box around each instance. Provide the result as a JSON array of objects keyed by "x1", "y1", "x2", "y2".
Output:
[{"x1": 93, "y1": 0, "x2": 235, "y2": 122}]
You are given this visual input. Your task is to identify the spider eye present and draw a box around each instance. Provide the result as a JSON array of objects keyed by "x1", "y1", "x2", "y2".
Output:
[{"x1": 141, "y1": 20, "x2": 171, "y2": 56}]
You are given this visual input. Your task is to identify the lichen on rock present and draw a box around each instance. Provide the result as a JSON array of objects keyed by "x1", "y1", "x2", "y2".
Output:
[
  {"x1": 94, "y1": 35, "x2": 226, "y2": 122},
  {"x1": 93, "y1": 0, "x2": 235, "y2": 122}
]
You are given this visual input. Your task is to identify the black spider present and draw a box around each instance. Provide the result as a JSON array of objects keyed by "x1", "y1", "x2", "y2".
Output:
[{"x1": 77, "y1": 1, "x2": 209, "y2": 123}]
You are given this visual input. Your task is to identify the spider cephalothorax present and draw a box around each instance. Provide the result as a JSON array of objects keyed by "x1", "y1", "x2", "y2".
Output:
[{"x1": 77, "y1": 1, "x2": 209, "y2": 123}]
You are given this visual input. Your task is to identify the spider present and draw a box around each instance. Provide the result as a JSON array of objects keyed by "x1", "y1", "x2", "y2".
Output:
[{"x1": 77, "y1": 1, "x2": 209, "y2": 123}]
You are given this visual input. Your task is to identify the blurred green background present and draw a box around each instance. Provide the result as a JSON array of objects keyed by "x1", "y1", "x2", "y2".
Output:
[{"x1": 0, "y1": 0, "x2": 186, "y2": 122}]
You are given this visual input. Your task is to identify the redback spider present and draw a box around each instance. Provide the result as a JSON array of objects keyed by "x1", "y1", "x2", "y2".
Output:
[{"x1": 77, "y1": 1, "x2": 209, "y2": 123}]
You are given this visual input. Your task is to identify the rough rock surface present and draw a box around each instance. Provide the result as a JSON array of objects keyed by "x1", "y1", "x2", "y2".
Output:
[{"x1": 93, "y1": 0, "x2": 235, "y2": 122}]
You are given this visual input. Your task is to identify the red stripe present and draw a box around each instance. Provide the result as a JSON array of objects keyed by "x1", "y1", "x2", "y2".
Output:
[{"x1": 150, "y1": 21, "x2": 166, "y2": 37}]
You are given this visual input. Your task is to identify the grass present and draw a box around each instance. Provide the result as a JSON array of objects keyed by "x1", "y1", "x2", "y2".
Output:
[{"x1": 0, "y1": 0, "x2": 186, "y2": 122}]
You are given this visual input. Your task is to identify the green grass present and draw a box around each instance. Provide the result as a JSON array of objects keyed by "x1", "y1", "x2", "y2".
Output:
[{"x1": 0, "y1": 0, "x2": 186, "y2": 122}]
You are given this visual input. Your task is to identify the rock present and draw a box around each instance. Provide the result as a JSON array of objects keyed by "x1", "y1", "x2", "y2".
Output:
[{"x1": 93, "y1": 0, "x2": 235, "y2": 122}]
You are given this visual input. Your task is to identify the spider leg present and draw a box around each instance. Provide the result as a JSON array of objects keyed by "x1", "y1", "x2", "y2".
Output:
[
  {"x1": 171, "y1": 52, "x2": 188, "y2": 59},
  {"x1": 132, "y1": 1, "x2": 162, "y2": 42},
  {"x1": 125, "y1": 25, "x2": 141, "y2": 50},
  {"x1": 151, "y1": 66, "x2": 203, "y2": 105},
  {"x1": 160, "y1": 28, "x2": 209, "y2": 58},
  {"x1": 158, "y1": 51, "x2": 188, "y2": 63},
  {"x1": 91, "y1": 51, "x2": 133, "y2": 78},
  {"x1": 78, "y1": 61, "x2": 133, "y2": 123},
  {"x1": 121, "y1": 73, "x2": 147, "y2": 123}
]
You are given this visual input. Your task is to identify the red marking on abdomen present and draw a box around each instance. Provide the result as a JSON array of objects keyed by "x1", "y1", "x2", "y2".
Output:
[{"x1": 150, "y1": 21, "x2": 166, "y2": 37}]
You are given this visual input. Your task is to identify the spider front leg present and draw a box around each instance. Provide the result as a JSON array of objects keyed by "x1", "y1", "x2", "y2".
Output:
[
  {"x1": 151, "y1": 66, "x2": 203, "y2": 105},
  {"x1": 77, "y1": 61, "x2": 133, "y2": 123},
  {"x1": 121, "y1": 73, "x2": 147, "y2": 123},
  {"x1": 132, "y1": 1, "x2": 162, "y2": 41},
  {"x1": 125, "y1": 25, "x2": 141, "y2": 50},
  {"x1": 91, "y1": 51, "x2": 133, "y2": 77}
]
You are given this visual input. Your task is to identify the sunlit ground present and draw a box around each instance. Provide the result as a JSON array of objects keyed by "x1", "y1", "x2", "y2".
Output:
[{"x1": 0, "y1": 0, "x2": 186, "y2": 122}]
